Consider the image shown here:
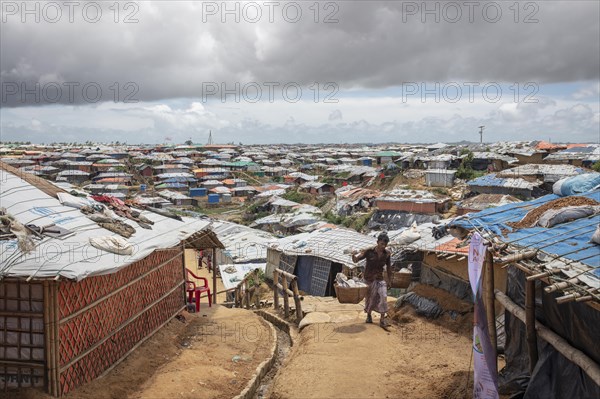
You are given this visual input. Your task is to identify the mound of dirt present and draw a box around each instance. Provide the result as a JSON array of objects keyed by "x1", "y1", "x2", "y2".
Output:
[
  {"x1": 437, "y1": 370, "x2": 474, "y2": 399},
  {"x1": 411, "y1": 284, "x2": 473, "y2": 314},
  {"x1": 389, "y1": 284, "x2": 474, "y2": 337},
  {"x1": 508, "y1": 196, "x2": 599, "y2": 229}
]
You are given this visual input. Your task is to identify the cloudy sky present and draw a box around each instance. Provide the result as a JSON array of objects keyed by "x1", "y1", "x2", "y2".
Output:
[{"x1": 1, "y1": 1, "x2": 599, "y2": 144}]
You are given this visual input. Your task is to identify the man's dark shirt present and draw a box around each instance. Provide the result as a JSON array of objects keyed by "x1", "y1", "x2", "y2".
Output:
[{"x1": 355, "y1": 246, "x2": 391, "y2": 282}]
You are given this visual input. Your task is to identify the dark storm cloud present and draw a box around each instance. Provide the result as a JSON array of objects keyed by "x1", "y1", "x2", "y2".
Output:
[{"x1": 1, "y1": 1, "x2": 599, "y2": 107}]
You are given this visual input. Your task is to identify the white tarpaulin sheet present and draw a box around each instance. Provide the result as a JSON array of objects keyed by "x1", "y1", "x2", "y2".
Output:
[
  {"x1": 0, "y1": 168, "x2": 211, "y2": 281},
  {"x1": 218, "y1": 263, "x2": 266, "y2": 291}
]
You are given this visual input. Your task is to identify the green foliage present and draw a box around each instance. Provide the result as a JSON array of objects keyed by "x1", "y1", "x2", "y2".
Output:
[
  {"x1": 324, "y1": 211, "x2": 345, "y2": 225},
  {"x1": 282, "y1": 190, "x2": 310, "y2": 203},
  {"x1": 247, "y1": 269, "x2": 265, "y2": 288},
  {"x1": 592, "y1": 161, "x2": 600, "y2": 172},
  {"x1": 349, "y1": 210, "x2": 375, "y2": 232},
  {"x1": 456, "y1": 150, "x2": 477, "y2": 180},
  {"x1": 246, "y1": 201, "x2": 263, "y2": 214},
  {"x1": 315, "y1": 197, "x2": 330, "y2": 208},
  {"x1": 432, "y1": 187, "x2": 449, "y2": 196},
  {"x1": 459, "y1": 148, "x2": 471, "y2": 155},
  {"x1": 324, "y1": 210, "x2": 374, "y2": 232}
]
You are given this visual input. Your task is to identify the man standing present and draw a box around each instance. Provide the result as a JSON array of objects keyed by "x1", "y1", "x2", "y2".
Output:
[{"x1": 352, "y1": 232, "x2": 393, "y2": 329}]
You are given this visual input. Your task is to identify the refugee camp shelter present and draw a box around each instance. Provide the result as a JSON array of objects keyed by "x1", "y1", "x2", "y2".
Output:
[
  {"x1": 448, "y1": 189, "x2": 600, "y2": 398},
  {"x1": 424, "y1": 169, "x2": 457, "y2": 187},
  {"x1": 456, "y1": 194, "x2": 522, "y2": 215},
  {"x1": 211, "y1": 221, "x2": 275, "y2": 265},
  {"x1": 375, "y1": 189, "x2": 451, "y2": 215},
  {"x1": 468, "y1": 174, "x2": 541, "y2": 198},
  {"x1": 0, "y1": 164, "x2": 223, "y2": 396},
  {"x1": 266, "y1": 227, "x2": 375, "y2": 296}
]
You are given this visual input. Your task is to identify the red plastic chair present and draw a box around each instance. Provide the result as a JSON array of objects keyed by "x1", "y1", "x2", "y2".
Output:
[{"x1": 186, "y1": 269, "x2": 212, "y2": 312}]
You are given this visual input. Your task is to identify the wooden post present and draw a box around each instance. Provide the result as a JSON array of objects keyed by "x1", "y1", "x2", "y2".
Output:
[
  {"x1": 484, "y1": 249, "x2": 498, "y2": 364},
  {"x1": 254, "y1": 269, "x2": 261, "y2": 309},
  {"x1": 212, "y1": 247, "x2": 217, "y2": 304},
  {"x1": 43, "y1": 280, "x2": 58, "y2": 396},
  {"x1": 245, "y1": 282, "x2": 251, "y2": 310},
  {"x1": 291, "y1": 279, "x2": 303, "y2": 321},
  {"x1": 282, "y1": 275, "x2": 289, "y2": 318},
  {"x1": 273, "y1": 269, "x2": 279, "y2": 311},
  {"x1": 525, "y1": 279, "x2": 539, "y2": 373},
  {"x1": 52, "y1": 283, "x2": 60, "y2": 397}
]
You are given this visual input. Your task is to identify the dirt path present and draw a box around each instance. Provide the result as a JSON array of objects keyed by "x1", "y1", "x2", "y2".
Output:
[
  {"x1": 130, "y1": 306, "x2": 273, "y2": 399},
  {"x1": 269, "y1": 308, "x2": 475, "y2": 399}
]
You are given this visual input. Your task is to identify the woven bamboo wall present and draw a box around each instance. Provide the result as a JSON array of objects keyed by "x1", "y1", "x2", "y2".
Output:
[
  {"x1": 0, "y1": 281, "x2": 46, "y2": 391},
  {"x1": 56, "y1": 247, "x2": 184, "y2": 395}
]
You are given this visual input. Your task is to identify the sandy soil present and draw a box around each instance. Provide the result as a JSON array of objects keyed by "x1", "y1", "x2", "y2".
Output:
[
  {"x1": 269, "y1": 310, "x2": 475, "y2": 399},
  {"x1": 130, "y1": 306, "x2": 272, "y2": 399}
]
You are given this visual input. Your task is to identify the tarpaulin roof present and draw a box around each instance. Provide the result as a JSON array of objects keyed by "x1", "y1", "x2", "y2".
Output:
[
  {"x1": 212, "y1": 220, "x2": 275, "y2": 263},
  {"x1": 269, "y1": 227, "x2": 377, "y2": 269},
  {"x1": 449, "y1": 190, "x2": 600, "y2": 285},
  {"x1": 468, "y1": 173, "x2": 539, "y2": 190},
  {"x1": 0, "y1": 168, "x2": 213, "y2": 281},
  {"x1": 218, "y1": 263, "x2": 266, "y2": 290}
]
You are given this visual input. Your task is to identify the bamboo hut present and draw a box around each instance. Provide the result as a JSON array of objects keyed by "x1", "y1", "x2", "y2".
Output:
[{"x1": 0, "y1": 165, "x2": 223, "y2": 395}]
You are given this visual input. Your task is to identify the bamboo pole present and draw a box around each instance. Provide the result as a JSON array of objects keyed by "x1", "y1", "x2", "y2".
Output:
[
  {"x1": 495, "y1": 290, "x2": 600, "y2": 386},
  {"x1": 276, "y1": 269, "x2": 297, "y2": 281},
  {"x1": 245, "y1": 282, "x2": 251, "y2": 310},
  {"x1": 544, "y1": 278, "x2": 579, "y2": 294},
  {"x1": 212, "y1": 248, "x2": 217, "y2": 304},
  {"x1": 42, "y1": 281, "x2": 53, "y2": 396},
  {"x1": 525, "y1": 279, "x2": 539, "y2": 374},
  {"x1": 281, "y1": 275, "x2": 289, "y2": 318},
  {"x1": 527, "y1": 269, "x2": 561, "y2": 281},
  {"x1": 556, "y1": 292, "x2": 582, "y2": 304},
  {"x1": 291, "y1": 279, "x2": 302, "y2": 321},
  {"x1": 273, "y1": 270, "x2": 279, "y2": 311},
  {"x1": 484, "y1": 249, "x2": 497, "y2": 363},
  {"x1": 52, "y1": 283, "x2": 60, "y2": 397},
  {"x1": 254, "y1": 270, "x2": 261, "y2": 309},
  {"x1": 495, "y1": 250, "x2": 538, "y2": 266}
]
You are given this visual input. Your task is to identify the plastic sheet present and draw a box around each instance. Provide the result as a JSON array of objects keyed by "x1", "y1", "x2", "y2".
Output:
[
  {"x1": 553, "y1": 173, "x2": 600, "y2": 196},
  {"x1": 368, "y1": 210, "x2": 440, "y2": 230},
  {"x1": 498, "y1": 266, "x2": 533, "y2": 396},
  {"x1": 396, "y1": 291, "x2": 444, "y2": 319},
  {"x1": 524, "y1": 344, "x2": 600, "y2": 399},
  {"x1": 420, "y1": 264, "x2": 472, "y2": 302},
  {"x1": 537, "y1": 205, "x2": 598, "y2": 228},
  {"x1": 498, "y1": 265, "x2": 600, "y2": 397},
  {"x1": 591, "y1": 225, "x2": 600, "y2": 244}
]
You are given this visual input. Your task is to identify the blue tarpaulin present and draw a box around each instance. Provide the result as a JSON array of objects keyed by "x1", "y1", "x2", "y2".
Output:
[{"x1": 449, "y1": 190, "x2": 600, "y2": 276}]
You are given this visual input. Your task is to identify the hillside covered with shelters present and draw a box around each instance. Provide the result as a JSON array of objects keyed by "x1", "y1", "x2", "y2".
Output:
[{"x1": 1, "y1": 139, "x2": 599, "y2": 398}]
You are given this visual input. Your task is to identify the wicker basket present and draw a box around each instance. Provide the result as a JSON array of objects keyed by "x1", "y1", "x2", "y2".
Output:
[
  {"x1": 390, "y1": 271, "x2": 412, "y2": 289},
  {"x1": 334, "y1": 284, "x2": 368, "y2": 304}
]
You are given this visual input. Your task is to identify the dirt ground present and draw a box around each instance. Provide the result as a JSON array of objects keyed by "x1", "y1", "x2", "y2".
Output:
[
  {"x1": 6, "y1": 306, "x2": 272, "y2": 399},
  {"x1": 268, "y1": 305, "x2": 476, "y2": 399}
]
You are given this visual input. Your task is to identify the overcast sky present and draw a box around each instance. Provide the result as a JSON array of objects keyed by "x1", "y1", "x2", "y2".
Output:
[{"x1": 1, "y1": 1, "x2": 599, "y2": 144}]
